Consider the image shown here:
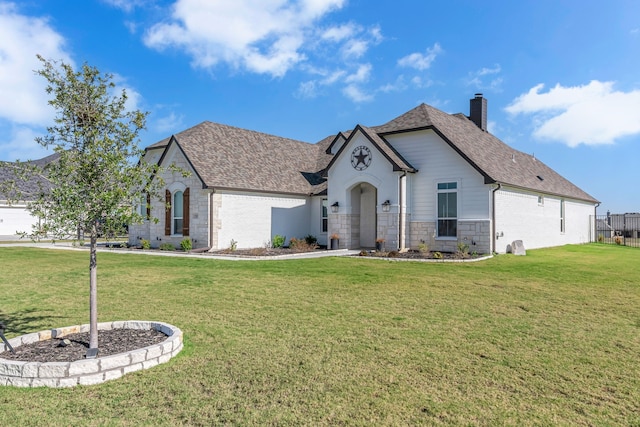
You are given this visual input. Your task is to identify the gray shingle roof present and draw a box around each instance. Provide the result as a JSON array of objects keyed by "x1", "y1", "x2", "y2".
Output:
[
  {"x1": 373, "y1": 104, "x2": 598, "y2": 203},
  {"x1": 147, "y1": 101, "x2": 597, "y2": 203},
  {"x1": 0, "y1": 153, "x2": 59, "y2": 201},
  {"x1": 154, "y1": 121, "x2": 327, "y2": 195}
]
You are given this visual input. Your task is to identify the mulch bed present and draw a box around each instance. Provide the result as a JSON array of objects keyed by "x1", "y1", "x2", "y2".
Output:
[{"x1": 1, "y1": 328, "x2": 167, "y2": 363}]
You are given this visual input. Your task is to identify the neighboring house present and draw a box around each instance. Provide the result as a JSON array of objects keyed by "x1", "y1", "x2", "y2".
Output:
[
  {"x1": 0, "y1": 153, "x2": 58, "y2": 237},
  {"x1": 608, "y1": 212, "x2": 640, "y2": 238},
  {"x1": 129, "y1": 94, "x2": 599, "y2": 254}
]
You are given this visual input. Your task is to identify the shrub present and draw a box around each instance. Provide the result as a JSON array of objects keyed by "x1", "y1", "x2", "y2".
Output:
[
  {"x1": 159, "y1": 242, "x2": 175, "y2": 251},
  {"x1": 615, "y1": 235, "x2": 622, "y2": 245},
  {"x1": 597, "y1": 234, "x2": 604, "y2": 243},
  {"x1": 229, "y1": 239, "x2": 237, "y2": 251},
  {"x1": 359, "y1": 250, "x2": 369, "y2": 256},
  {"x1": 418, "y1": 242, "x2": 429, "y2": 254},
  {"x1": 457, "y1": 242, "x2": 470, "y2": 257},
  {"x1": 140, "y1": 239, "x2": 151, "y2": 250},
  {"x1": 289, "y1": 237, "x2": 317, "y2": 252},
  {"x1": 433, "y1": 251, "x2": 443, "y2": 259},
  {"x1": 388, "y1": 250, "x2": 399, "y2": 258},
  {"x1": 180, "y1": 238, "x2": 192, "y2": 252},
  {"x1": 304, "y1": 234, "x2": 318, "y2": 245},
  {"x1": 272, "y1": 234, "x2": 286, "y2": 248}
]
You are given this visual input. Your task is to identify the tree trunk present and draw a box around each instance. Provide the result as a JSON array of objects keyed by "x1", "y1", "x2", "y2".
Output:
[{"x1": 89, "y1": 224, "x2": 98, "y2": 350}]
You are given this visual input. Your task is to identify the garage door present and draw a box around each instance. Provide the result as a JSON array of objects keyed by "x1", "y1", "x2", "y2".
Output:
[{"x1": 0, "y1": 205, "x2": 38, "y2": 236}]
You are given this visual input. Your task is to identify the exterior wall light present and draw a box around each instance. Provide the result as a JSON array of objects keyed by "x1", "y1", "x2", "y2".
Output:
[
  {"x1": 382, "y1": 200, "x2": 391, "y2": 212},
  {"x1": 331, "y1": 202, "x2": 339, "y2": 213}
]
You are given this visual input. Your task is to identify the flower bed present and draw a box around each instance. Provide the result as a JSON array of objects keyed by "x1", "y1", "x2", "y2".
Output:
[{"x1": 0, "y1": 321, "x2": 182, "y2": 388}]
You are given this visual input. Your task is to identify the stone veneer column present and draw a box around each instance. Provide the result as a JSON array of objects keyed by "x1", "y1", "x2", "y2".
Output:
[
  {"x1": 376, "y1": 212, "x2": 399, "y2": 250},
  {"x1": 208, "y1": 192, "x2": 222, "y2": 250}
]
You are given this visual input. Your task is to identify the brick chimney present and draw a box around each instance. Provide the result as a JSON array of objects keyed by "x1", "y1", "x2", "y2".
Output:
[{"x1": 469, "y1": 93, "x2": 487, "y2": 131}]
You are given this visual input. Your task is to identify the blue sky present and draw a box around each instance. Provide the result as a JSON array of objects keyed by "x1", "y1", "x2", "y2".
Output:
[{"x1": 1, "y1": 0, "x2": 639, "y2": 214}]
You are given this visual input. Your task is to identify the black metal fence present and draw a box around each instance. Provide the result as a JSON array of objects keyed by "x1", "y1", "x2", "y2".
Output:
[{"x1": 591, "y1": 213, "x2": 640, "y2": 248}]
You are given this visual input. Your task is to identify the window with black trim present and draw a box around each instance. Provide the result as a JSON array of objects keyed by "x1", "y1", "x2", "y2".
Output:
[
  {"x1": 437, "y1": 182, "x2": 457, "y2": 237},
  {"x1": 321, "y1": 199, "x2": 328, "y2": 233},
  {"x1": 173, "y1": 190, "x2": 184, "y2": 234}
]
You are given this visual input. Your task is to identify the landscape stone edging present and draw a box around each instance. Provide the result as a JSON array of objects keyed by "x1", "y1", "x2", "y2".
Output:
[{"x1": 0, "y1": 321, "x2": 183, "y2": 388}]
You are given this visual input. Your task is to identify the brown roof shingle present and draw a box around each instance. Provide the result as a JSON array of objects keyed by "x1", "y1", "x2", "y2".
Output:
[
  {"x1": 374, "y1": 104, "x2": 598, "y2": 203},
  {"x1": 156, "y1": 121, "x2": 326, "y2": 195},
  {"x1": 147, "y1": 100, "x2": 596, "y2": 203}
]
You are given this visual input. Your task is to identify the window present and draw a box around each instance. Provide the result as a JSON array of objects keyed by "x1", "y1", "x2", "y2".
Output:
[
  {"x1": 321, "y1": 199, "x2": 328, "y2": 233},
  {"x1": 437, "y1": 182, "x2": 457, "y2": 237},
  {"x1": 165, "y1": 188, "x2": 190, "y2": 236},
  {"x1": 139, "y1": 195, "x2": 146, "y2": 216},
  {"x1": 139, "y1": 193, "x2": 150, "y2": 219},
  {"x1": 560, "y1": 199, "x2": 565, "y2": 233},
  {"x1": 173, "y1": 191, "x2": 183, "y2": 234}
]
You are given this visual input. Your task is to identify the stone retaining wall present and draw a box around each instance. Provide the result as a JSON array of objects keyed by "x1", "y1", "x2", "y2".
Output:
[{"x1": 0, "y1": 321, "x2": 183, "y2": 388}]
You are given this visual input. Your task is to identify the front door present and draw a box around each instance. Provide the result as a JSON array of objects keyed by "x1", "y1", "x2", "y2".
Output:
[{"x1": 360, "y1": 183, "x2": 377, "y2": 248}]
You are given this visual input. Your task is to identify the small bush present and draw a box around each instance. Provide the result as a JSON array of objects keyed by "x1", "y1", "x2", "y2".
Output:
[
  {"x1": 359, "y1": 250, "x2": 369, "y2": 256},
  {"x1": 304, "y1": 234, "x2": 318, "y2": 245},
  {"x1": 180, "y1": 238, "x2": 192, "y2": 252},
  {"x1": 248, "y1": 247, "x2": 267, "y2": 256},
  {"x1": 615, "y1": 235, "x2": 622, "y2": 245},
  {"x1": 289, "y1": 237, "x2": 317, "y2": 252},
  {"x1": 597, "y1": 235, "x2": 604, "y2": 243},
  {"x1": 272, "y1": 234, "x2": 286, "y2": 248},
  {"x1": 159, "y1": 242, "x2": 175, "y2": 251},
  {"x1": 388, "y1": 250, "x2": 399, "y2": 258},
  {"x1": 229, "y1": 239, "x2": 237, "y2": 251},
  {"x1": 140, "y1": 239, "x2": 151, "y2": 250},
  {"x1": 457, "y1": 242, "x2": 470, "y2": 256},
  {"x1": 433, "y1": 251, "x2": 443, "y2": 259},
  {"x1": 418, "y1": 242, "x2": 429, "y2": 254}
]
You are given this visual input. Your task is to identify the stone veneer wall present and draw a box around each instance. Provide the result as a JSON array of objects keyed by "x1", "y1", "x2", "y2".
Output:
[
  {"x1": 328, "y1": 213, "x2": 353, "y2": 249},
  {"x1": 376, "y1": 212, "x2": 399, "y2": 250},
  {"x1": 0, "y1": 321, "x2": 183, "y2": 388},
  {"x1": 409, "y1": 220, "x2": 491, "y2": 254}
]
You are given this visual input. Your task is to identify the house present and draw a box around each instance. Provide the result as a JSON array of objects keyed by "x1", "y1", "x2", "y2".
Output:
[
  {"x1": 0, "y1": 153, "x2": 58, "y2": 237},
  {"x1": 129, "y1": 94, "x2": 599, "y2": 254}
]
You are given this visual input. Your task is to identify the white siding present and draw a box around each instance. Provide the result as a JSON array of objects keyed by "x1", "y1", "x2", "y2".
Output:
[
  {"x1": 385, "y1": 129, "x2": 490, "y2": 221},
  {"x1": 309, "y1": 196, "x2": 328, "y2": 246},
  {"x1": 327, "y1": 132, "x2": 399, "y2": 212},
  {"x1": 0, "y1": 203, "x2": 38, "y2": 236},
  {"x1": 494, "y1": 186, "x2": 595, "y2": 253},
  {"x1": 218, "y1": 192, "x2": 310, "y2": 249}
]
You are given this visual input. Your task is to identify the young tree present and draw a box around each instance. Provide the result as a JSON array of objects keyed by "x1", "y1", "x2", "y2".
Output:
[{"x1": 17, "y1": 56, "x2": 165, "y2": 354}]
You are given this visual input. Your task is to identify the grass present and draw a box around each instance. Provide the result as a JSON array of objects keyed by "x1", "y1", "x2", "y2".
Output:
[{"x1": 0, "y1": 244, "x2": 639, "y2": 426}]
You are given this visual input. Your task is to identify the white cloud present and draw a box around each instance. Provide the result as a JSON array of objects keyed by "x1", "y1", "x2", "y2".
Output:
[
  {"x1": 102, "y1": 0, "x2": 148, "y2": 13},
  {"x1": 0, "y1": 2, "x2": 72, "y2": 126},
  {"x1": 321, "y1": 23, "x2": 357, "y2": 42},
  {"x1": 0, "y1": 122, "x2": 51, "y2": 161},
  {"x1": 342, "y1": 84, "x2": 372, "y2": 103},
  {"x1": 465, "y1": 64, "x2": 502, "y2": 91},
  {"x1": 397, "y1": 43, "x2": 442, "y2": 71},
  {"x1": 506, "y1": 81, "x2": 640, "y2": 147},
  {"x1": 144, "y1": 0, "x2": 346, "y2": 77},
  {"x1": 345, "y1": 63, "x2": 371, "y2": 84},
  {"x1": 153, "y1": 112, "x2": 184, "y2": 134}
]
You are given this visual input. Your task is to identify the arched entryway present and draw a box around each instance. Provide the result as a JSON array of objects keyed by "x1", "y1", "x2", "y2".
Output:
[{"x1": 350, "y1": 182, "x2": 377, "y2": 248}]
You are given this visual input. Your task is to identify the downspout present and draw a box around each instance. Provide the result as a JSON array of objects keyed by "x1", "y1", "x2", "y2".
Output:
[
  {"x1": 399, "y1": 172, "x2": 407, "y2": 251},
  {"x1": 491, "y1": 183, "x2": 501, "y2": 254},
  {"x1": 207, "y1": 189, "x2": 215, "y2": 252}
]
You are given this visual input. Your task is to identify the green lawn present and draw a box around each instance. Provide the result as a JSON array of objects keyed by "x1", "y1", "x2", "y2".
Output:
[{"x1": 1, "y1": 244, "x2": 639, "y2": 426}]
